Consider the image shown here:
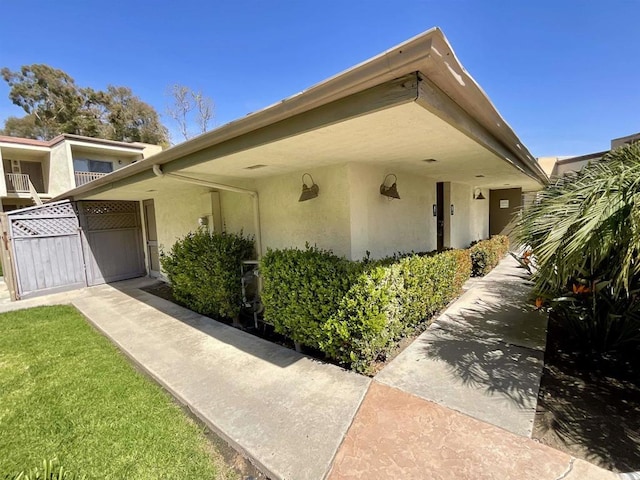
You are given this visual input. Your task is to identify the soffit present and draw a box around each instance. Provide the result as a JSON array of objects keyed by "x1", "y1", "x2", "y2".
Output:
[{"x1": 178, "y1": 101, "x2": 541, "y2": 191}]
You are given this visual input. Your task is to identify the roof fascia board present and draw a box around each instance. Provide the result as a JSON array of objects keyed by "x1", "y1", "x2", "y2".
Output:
[
  {"x1": 424, "y1": 34, "x2": 547, "y2": 183},
  {"x1": 161, "y1": 73, "x2": 419, "y2": 175},
  {"x1": 0, "y1": 142, "x2": 51, "y2": 153},
  {"x1": 54, "y1": 27, "x2": 547, "y2": 199},
  {"x1": 416, "y1": 74, "x2": 546, "y2": 184},
  {"x1": 55, "y1": 74, "x2": 420, "y2": 199},
  {"x1": 556, "y1": 151, "x2": 607, "y2": 165},
  {"x1": 52, "y1": 34, "x2": 438, "y2": 198},
  {"x1": 67, "y1": 139, "x2": 144, "y2": 155}
]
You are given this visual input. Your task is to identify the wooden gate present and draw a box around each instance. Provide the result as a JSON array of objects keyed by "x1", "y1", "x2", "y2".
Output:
[
  {"x1": 4, "y1": 201, "x2": 85, "y2": 299},
  {"x1": 78, "y1": 200, "x2": 145, "y2": 286},
  {"x1": 2, "y1": 199, "x2": 146, "y2": 299}
]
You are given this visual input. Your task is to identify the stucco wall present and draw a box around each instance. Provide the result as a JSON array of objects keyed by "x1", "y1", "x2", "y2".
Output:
[
  {"x1": 151, "y1": 185, "x2": 213, "y2": 254},
  {"x1": 444, "y1": 182, "x2": 489, "y2": 249},
  {"x1": 448, "y1": 183, "x2": 472, "y2": 249},
  {"x1": 220, "y1": 189, "x2": 256, "y2": 238},
  {"x1": 48, "y1": 142, "x2": 75, "y2": 197},
  {"x1": 348, "y1": 163, "x2": 436, "y2": 259},
  {"x1": 149, "y1": 164, "x2": 491, "y2": 265},
  {"x1": 254, "y1": 165, "x2": 352, "y2": 257},
  {"x1": 469, "y1": 187, "x2": 490, "y2": 242},
  {"x1": 0, "y1": 149, "x2": 6, "y2": 197}
]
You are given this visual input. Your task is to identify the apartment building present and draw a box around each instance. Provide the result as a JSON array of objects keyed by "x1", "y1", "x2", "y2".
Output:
[
  {"x1": 0, "y1": 134, "x2": 162, "y2": 210},
  {"x1": 538, "y1": 131, "x2": 640, "y2": 179}
]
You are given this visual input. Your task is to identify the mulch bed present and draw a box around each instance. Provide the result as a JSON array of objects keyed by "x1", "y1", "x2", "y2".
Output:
[{"x1": 532, "y1": 315, "x2": 640, "y2": 473}]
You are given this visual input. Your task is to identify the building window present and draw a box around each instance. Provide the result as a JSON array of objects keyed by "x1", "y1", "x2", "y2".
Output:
[{"x1": 73, "y1": 158, "x2": 114, "y2": 173}]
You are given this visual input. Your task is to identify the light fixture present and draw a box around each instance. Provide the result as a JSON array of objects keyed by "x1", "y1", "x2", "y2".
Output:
[
  {"x1": 298, "y1": 173, "x2": 319, "y2": 202},
  {"x1": 380, "y1": 174, "x2": 400, "y2": 199},
  {"x1": 473, "y1": 187, "x2": 486, "y2": 200}
]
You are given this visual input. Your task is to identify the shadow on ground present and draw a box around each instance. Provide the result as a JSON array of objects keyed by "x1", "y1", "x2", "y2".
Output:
[
  {"x1": 418, "y1": 300, "x2": 544, "y2": 410},
  {"x1": 106, "y1": 278, "x2": 302, "y2": 369},
  {"x1": 534, "y1": 361, "x2": 640, "y2": 473}
]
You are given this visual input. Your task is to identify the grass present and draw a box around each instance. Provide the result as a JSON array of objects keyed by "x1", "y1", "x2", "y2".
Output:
[{"x1": 0, "y1": 305, "x2": 236, "y2": 479}]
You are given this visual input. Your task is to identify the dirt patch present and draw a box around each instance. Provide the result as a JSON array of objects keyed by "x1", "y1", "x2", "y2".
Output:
[{"x1": 533, "y1": 316, "x2": 640, "y2": 473}]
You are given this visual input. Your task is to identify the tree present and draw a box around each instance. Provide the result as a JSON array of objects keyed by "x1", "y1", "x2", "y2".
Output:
[
  {"x1": 1, "y1": 65, "x2": 85, "y2": 139},
  {"x1": 101, "y1": 86, "x2": 168, "y2": 145},
  {"x1": 1, "y1": 64, "x2": 168, "y2": 145},
  {"x1": 512, "y1": 142, "x2": 640, "y2": 354},
  {"x1": 166, "y1": 84, "x2": 214, "y2": 141},
  {"x1": 1, "y1": 115, "x2": 46, "y2": 139}
]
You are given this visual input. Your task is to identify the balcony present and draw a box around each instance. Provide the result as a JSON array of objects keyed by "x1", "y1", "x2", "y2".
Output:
[
  {"x1": 6, "y1": 173, "x2": 33, "y2": 193},
  {"x1": 75, "y1": 171, "x2": 109, "y2": 187}
]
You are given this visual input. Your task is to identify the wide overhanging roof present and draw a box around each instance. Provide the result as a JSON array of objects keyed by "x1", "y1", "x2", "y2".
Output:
[{"x1": 56, "y1": 27, "x2": 547, "y2": 201}]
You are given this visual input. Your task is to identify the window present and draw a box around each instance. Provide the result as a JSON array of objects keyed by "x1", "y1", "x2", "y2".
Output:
[{"x1": 73, "y1": 158, "x2": 114, "y2": 174}]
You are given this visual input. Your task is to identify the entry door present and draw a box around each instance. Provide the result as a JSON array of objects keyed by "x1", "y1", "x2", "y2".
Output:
[
  {"x1": 436, "y1": 182, "x2": 444, "y2": 250},
  {"x1": 143, "y1": 199, "x2": 160, "y2": 277}
]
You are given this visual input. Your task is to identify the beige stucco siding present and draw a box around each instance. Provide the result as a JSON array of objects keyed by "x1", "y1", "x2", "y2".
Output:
[
  {"x1": 448, "y1": 183, "x2": 472, "y2": 249},
  {"x1": 0, "y1": 149, "x2": 6, "y2": 197},
  {"x1": 469, "y1": 187, "x2": 490, "y2": 243},
  {"x1": 151, "y1": 185, "x2": 213, "y2": 254},
  {"x1": 148, "y1": 164, "x2": 492, "y2": 266},
  {"x1": 48, "y1": 142, "x2": 74, "y2": 197},
  {"x1": 348, "y1": 163, "x2": 437, "y2": 259},
  {"x1": 220, "y1": 190, "x2": 256, "y2": 238},
  {"x1": 254, "y1": 165, "x2": 352, "y2": 257}
]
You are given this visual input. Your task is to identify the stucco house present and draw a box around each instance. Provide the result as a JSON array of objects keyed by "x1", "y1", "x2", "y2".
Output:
[
  {"x1": 0, "y1": 134, "x2": 161, "y2": 211},
  {"x1": 53, "y1": 27, "x2": 547, "y2": 280}
]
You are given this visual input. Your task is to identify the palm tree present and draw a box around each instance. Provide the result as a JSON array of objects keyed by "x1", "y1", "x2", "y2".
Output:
[{"x1": 512, "y1": 142, "x2": 640, "y2": 354}]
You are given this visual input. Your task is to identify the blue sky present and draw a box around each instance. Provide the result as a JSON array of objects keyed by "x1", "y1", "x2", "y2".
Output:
[{"x1": 0, "y1": 0, "x2": 638, "y2": 157}]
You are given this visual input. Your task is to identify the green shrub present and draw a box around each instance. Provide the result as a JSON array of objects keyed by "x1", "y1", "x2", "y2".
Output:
[
  {"x1": 322, "y1": 250, "x2": 472, "y2": 372},
  {"x1": 261, "y1": 246, "x2": 472, "y2": 373},
  {"x1": 260, "y1": 244, "x2": 356, "y2": 349},
  {"x1": 160, "y1": 229, "x2": 254, "y2": 319},
  {"x1": 469, "y1": 235, "x2": 509, "y2": 276}
]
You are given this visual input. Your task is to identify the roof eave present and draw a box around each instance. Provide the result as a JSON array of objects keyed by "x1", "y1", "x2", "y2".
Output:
[{"x1": 55, "y1": 27, "x2": 546, "y2": 201}]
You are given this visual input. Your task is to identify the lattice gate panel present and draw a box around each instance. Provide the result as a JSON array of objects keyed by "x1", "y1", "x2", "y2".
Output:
[
  {"x1": 6, "y1": 201, "x2": 86, "y2": 298},
  {"x1": 78, "y1": 200, "x2": 145, "y2": 286}
]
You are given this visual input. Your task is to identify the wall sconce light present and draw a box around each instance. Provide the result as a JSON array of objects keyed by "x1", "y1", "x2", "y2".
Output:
[
  {"x1": 299, "y1": 173, "x2": 319, "y2": 202},
  {"x1": 380, "y1": 174, "x2": 400, "y2": 199},
  {"x1": 198, "y1": 216, "x2": 209, "y2": 226},
  {"x1": 473, "y1": 188, "x2": 486, "y2": 200}
]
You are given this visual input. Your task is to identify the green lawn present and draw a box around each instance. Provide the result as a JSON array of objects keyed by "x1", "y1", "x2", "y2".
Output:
[{"x1": 0, "y1": 306, "x2": 235, "y2": 479}]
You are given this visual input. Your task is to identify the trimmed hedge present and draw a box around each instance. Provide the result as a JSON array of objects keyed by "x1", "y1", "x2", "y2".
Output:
[
  {"x1": 260, "y1": 245, "x2": 472, "y2": 373},
  {"x1": 160, "y1": 229, "x2": 255, "y2": 319},
  {"x1": 469, "y1": 235, "x2": 509, "y2": 277},
  {"x1": 260, "y1": 245, "x2": 356, "y2": 349}
]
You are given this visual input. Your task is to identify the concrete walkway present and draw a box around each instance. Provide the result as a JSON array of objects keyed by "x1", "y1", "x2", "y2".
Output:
[
  {"x1": 0, "y1": 259, "x2": 619, "y2": 479},
  {"x1": 71, "y1": 282, "x2": 370, "y2": 480},
  {"x1": 376, "y1": 255, "x2": 547, "y2": 437}
]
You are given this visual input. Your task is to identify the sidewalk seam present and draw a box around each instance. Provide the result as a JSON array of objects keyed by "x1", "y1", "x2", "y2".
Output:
[{"x1": 322, "y1": 378, "x2": 374, "y2": 480}]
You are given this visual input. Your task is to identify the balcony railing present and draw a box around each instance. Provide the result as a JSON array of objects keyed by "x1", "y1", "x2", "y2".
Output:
[
  {"x1": 75, "y1": 171, "x2": 109, "y2": 187},
  {"x1": 6, "y1": 173, "x2": 31, "y2": 193}
]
